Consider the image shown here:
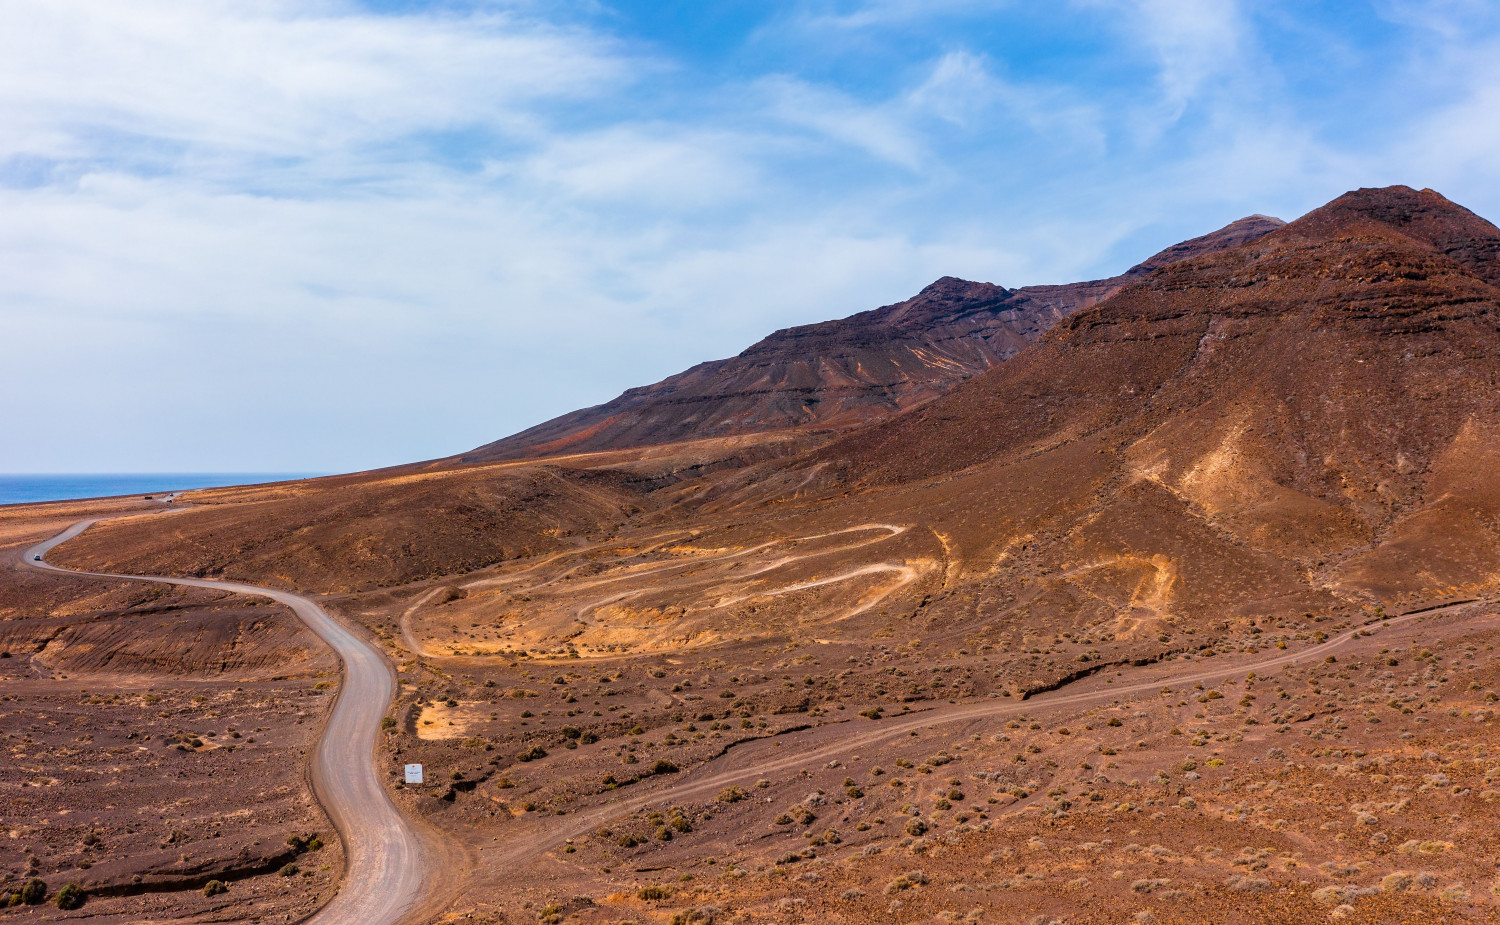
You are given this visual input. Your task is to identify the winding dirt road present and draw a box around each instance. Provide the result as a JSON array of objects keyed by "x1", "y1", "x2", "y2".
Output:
[
  {"x1": 401, "y1": 522, "x2": 914, "y2": 659},
  {"x1": 23, "y1": 520, "x2": 428, "y2": 925},
  {"x1": 20, "y1": 514, "x2": 1490, "y2": 922}
]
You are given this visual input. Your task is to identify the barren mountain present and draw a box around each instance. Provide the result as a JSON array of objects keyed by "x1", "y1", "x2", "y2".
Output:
[
  {"x1": 808, "y1": 185, "x2": 1500, "y2": 604},
  {"x1": 21, "y1": 187, "x2": 1500, "y2": 925},
  {"x1": 464, "y1": 214, "x2": 1284, "y2": 461}
]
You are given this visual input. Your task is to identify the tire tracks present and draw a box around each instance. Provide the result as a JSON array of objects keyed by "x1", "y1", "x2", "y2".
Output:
[{"x1": 485, "y1": 599, "x2": 1489, "y2": 866}]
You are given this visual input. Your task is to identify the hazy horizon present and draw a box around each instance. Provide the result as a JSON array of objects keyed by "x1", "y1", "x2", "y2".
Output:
[{"x1": 0, "y1": 472, "x2": 330, "y2": 506}]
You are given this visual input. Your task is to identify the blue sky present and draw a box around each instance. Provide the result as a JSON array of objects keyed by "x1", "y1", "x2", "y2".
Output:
[{"x1": 4, "y1": 0, "x2": 1500, "y2": 472}]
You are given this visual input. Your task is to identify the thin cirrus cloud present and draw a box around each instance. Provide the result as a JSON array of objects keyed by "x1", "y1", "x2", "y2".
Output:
[
  {"x1": 512, "y1": 126, "x2": 765, "y2": 210},
  {"x1": 759, "y1": 76, "x2": 931, "y2": 171},
  {"x1": 0, "y1": 0, "x2": 629, "y2": 172},
  {"x1": 908, "y1": 51, "x2": 1106, "y2": 152},
  {"x1": 2, "y1": 0, "x2": 1499, "y2": 473},
  {"x1": 1108, "y1": 0, "x2": 1251, "y2": 113}
]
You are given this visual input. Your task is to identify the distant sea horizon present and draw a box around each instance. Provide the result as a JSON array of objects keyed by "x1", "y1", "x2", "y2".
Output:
[{"x1": 0, "y1": 473, "x2": 327, "y2": 506}]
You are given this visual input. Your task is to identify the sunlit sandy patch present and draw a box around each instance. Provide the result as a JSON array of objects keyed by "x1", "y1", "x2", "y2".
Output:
[
  {"x1": 406, "y1": 522, "x2": 929, "y2": 660},
  {"x1": 415, "y1": 702, "x2": 491, "y2": 740}
]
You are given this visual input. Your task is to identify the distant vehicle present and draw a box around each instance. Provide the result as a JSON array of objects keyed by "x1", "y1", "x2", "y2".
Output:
[
  {"x1": 144, "y1": 495, "x2": 153, "y2": 500},
  {"x1": 33, "y1": 555, "x2": 41, "y2": 561}
]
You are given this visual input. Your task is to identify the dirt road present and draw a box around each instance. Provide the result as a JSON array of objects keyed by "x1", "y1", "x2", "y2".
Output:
[
  {"x1": 22, "y1": 516, "x2": 1487, "y2": 921},
  {"x1": 23, "y1": 520, "x2": 429, "y2": 925},
  {"x1": 481, "y1": 598, "x2": 1486, "y2": 866}
]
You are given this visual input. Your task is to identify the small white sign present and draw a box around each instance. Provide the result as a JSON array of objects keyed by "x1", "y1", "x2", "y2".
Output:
[{"x1": 404, "y1": 763, "x2": 424, "y2": 785}]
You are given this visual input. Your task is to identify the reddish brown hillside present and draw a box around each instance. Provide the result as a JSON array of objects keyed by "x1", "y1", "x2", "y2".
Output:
[
  {"x1": 1277, "y1": 185, "x2": 1500, "y2": 285},
  {"x1": 53, "y1": 464, "x2": 653, "y2": 594},
  {"x1": 810, "y1": 185, "x2": 1500, "y2": 602},
  {"x1": 463, "y1": 215, "x2": 1283, "y2": 461},
  {"x1": 25, "y1": 189, "x2": 1500, "y2": 925}
]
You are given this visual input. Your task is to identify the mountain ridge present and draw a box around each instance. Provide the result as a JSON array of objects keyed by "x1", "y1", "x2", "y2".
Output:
[
  {"x1": 29, "y1": 185, "x2": 1500, "y2": 925},
  {"x1": 796, "y1": 185, "x2": 1500, "y2": 602},
  {"x1": 461, "y1": 213, "x2": 1286, "y2": 461}
]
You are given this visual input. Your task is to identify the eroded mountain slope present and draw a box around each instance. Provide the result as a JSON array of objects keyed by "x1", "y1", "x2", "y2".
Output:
[{"x1": 799, "y1": 185, "x2": 1500, "y2": 608}]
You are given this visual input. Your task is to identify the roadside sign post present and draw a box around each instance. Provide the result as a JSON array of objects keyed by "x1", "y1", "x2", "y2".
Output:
[{"x1": 404, "y1": 763, "x2": 424, "y2": 785}]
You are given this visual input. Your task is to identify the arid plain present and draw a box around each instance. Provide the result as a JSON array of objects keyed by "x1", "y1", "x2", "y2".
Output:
[{"x1": 8, "y1": 186, "x2": 1500, "y2": 924}]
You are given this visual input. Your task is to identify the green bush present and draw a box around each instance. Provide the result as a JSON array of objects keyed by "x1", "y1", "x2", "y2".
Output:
[
  {"x1": 286, "y1": 832, "x2": 324, "y2": 852},
  {"x1": 20, "y1": 879, "x2": 46, "y2": 905},
  {"x1": 203, "y1": 880, "x2": 228, "y2": 897},
  {"x1": 278, "y1": 863, "x2": 299, "y2": 877},
  {"x1": 54, "y1": 884, "x2": 84, "y2": 910},
  {"x1": 650, "y1": 759, "x2": 679, "y2": 775}
]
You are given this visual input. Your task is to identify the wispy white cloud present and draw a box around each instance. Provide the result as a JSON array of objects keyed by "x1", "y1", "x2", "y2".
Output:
[
  {"x1": 512, "y1": 126, "x2": 764, "y2": 210},
  {"x1": 1067, "y1": 0, "x2": 1253, "y2": 134},
  {"x1": 5, "y1": 1, "x2": 1500, "y2": 471},
  {"x1": 1383, "y1": 28, "x2": 1500, "y2": 198},
  {"x1": 758, "y1": 76, "x2": 929, "y2": 170},
  {"x1": 755, "y1": 50, "x2": 1105, "y2": 173},
  {"x1": 1122, "y1": 0, "x2": 1249, "y2": 112},
  {"x1": 907, "y1": 51, "x2": 1105, "y2": 149},
  {"x1": 0, "y1": 0, "x2": 631, "y2": 171},
  {"x1": 773, "y1": 0, "x2": 999, "y2": 32},
  {"x1": 1375, "y1": 0, "x2": 1500, "y2": 38}
]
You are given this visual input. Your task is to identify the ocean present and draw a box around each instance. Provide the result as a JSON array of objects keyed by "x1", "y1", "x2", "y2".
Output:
[{"x1": 0, "y1": 474, "x2": 324, "y2": 506}]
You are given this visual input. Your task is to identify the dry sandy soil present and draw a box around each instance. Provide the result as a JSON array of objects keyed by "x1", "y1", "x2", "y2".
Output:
[{"x1": 0, "y1": 500, "x2": 342, "y2": 923}]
